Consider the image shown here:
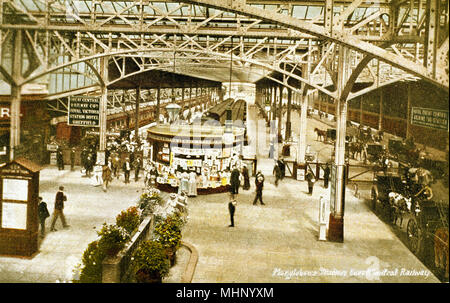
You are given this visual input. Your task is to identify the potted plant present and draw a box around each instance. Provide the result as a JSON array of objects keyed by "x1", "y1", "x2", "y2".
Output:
[
  {"x1": 77, "y1": 240, "x2": 106, "y2": 283},
  {"x1": 131, "y1": 240, "x2": 170, "y2": 283},
  {"x1": 116, "y1": 206, "x2": 141, "y2": 235},
  {"x1": 153, "y1": 214, "x2": 183, "y2": 266},
  {"x1": 138, "y1": 190, "x2": 163, "y2": 217},
  {"x1": 97, "y1": 223, "x2": 131, "y2": 256}
]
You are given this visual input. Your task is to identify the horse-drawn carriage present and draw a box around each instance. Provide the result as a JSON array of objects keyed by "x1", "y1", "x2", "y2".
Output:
[{"x1": 371, "y1": 171, "x2": 449, "y2": 281}]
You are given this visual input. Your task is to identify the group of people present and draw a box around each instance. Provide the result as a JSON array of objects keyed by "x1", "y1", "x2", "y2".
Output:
[{"x1": 37, "y1": 186, "x2": 70, "y2": 237}]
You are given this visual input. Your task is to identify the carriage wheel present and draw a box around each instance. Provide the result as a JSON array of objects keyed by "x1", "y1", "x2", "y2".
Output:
[{"x1": 407, "y1": 218, "x2": 424, "y2": 258}]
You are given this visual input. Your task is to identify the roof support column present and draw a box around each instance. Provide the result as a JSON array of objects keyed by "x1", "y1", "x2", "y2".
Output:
[
  {"x1": 156, "y1": 84, "x2": 161, "y2": 124},
  {"x1": 297, "y1": 86, "x2": 308, "y2": 164},
  {"x1": 134, "y1": 85, "x2": 140, "y2": 143},
  {"x1": 9, "y1": 30, "x2": 22, "y2": 161},
  {"x1": 424, "y1": 0, "x2": 440, "y2": 78},
  {"x1": 328, "y1": 45, "x2": 351, "y2": 243},
  {"x1": 99, "y1": 56, "x2": 108, "y2": 154},
  {"x1": 277, "y1": 85, "x2": 283, "y2": 143},
  {"x1": 285, "y1": 88, "x2": 292, "y2": 141}
]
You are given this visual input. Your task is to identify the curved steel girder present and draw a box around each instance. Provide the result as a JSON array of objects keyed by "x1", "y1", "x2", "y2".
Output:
[
  {"x1": 180, "y1": 0, "x2": 449, "y2": 90},
  {"x1": 340, "y1": 42, "x2": 392, "y2": 101},
  {"x1": 22, "y1": 47, "x2": 338, "y2": 100}
]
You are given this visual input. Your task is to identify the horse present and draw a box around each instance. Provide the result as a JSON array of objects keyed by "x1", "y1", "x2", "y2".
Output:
[
  {"x1": 348, "y1": 142, "x2": 364, "y2": 160},
  {"x1": 388, "y1": 192, "x2": 412, "y2": 226},
  {"x1": 434, "y1": 227, "x2": 449, "y2": 280},
  {"x1": 314, "y1": 128, "x2": 327, "y2": 142}
]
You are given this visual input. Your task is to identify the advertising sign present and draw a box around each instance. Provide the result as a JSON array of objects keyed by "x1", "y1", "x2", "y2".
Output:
[
  {"x1": 411, "y1": 107, "x2": 449, "y2": 130},
  {"x1": 68, "y1": 96, "x2": 100, "y2": 127}
]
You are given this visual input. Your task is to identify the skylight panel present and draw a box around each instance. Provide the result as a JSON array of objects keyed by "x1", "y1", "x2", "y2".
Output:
[{"x1": 292, "y1": 6, "x2": 307, "y2": 19}]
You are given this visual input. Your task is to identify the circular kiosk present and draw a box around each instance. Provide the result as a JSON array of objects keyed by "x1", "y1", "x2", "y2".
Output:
[{"x1": 147, "y1": 124, "x2": 245, "y2": 194}]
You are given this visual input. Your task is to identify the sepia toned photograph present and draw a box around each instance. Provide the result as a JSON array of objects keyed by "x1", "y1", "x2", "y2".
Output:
[{"x1": 0, "y1": 0, "x2": 448, "y2": 290}]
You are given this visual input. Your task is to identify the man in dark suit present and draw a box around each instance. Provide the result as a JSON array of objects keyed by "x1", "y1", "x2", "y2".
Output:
[
  {"x1": 323, "y1": 163, "x2": 330, "y2": 189},
  {"x1": 230, "y1": 166, "x2": 240, "y2": 198},
  {"x1": 37, "y1": 197, "x2": 50, "y2": 237},
  {"x1": 306, "y1": 170, "x2": 315, "y2": 195},
  {"x1": 50, "y1": 186, "x2": 70, "y2": 231},
  {"x1": 228, "y1": 199, "x2": 237, "y2": 227},
  {"x1": 253, "y1": 171, "x2": 265, "y2": 205},
  {"x1": 123, "y1": 158, "x2": 131, "y2": 184}
]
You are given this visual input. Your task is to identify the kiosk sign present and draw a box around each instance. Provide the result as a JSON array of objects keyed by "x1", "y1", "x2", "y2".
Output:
[
  {"x1": 411, "y1": 107, "x2": 449, "y2": 130},
  {"x1": 68, "y1": 96, "x2": 100, "y2": 127}
]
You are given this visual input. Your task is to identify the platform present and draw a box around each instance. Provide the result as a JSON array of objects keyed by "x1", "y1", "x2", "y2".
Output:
[{"x1": 0, "y1": 103, "x2": 440, "y2": 283}]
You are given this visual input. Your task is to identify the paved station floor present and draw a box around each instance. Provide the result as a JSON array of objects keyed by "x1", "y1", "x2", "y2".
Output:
[{"x1": 0, "y1": 101, "x2": 440, "y2": 283}]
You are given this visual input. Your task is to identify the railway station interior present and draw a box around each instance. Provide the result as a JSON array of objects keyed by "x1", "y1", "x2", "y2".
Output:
[{"x1": 0, "y1": 0, "x2": 448, "y2": 284}]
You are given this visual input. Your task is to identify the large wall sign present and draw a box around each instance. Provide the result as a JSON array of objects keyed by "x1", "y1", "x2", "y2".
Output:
[
  {"x1": 68, "y1": 96, "x2": 100, "y2": 127},
  {"x1": 411, "y1": 107, "x2": 449, "y2": 130}
]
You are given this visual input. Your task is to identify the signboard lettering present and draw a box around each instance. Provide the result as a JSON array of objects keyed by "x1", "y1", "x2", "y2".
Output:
[
  {"x1": 411, "y1": 107, "x2": 449, "y2": 130},
  {"x1": 68, "y1": 96, "x2": 100, "y2": 127}
]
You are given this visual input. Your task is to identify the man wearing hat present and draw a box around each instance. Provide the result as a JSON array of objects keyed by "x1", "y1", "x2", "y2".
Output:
[
  {"x1": 50, "y1": 186, "x2": 70, "y2": 231},
  {"x1": 253, "y1": 171, "x2": 265, "y2": 205}
]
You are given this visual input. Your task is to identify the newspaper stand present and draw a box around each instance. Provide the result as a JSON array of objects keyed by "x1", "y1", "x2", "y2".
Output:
[{"x1": 0, "y1": 158, "x2": 41, "y2": 257}]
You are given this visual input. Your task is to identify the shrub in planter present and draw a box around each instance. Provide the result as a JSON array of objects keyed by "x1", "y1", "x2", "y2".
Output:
[
  {"x1": 116, "y1": 206, "x2": 141, "y2": 235},
  {"x1": 131, "y1": 240, "x2": 170, "y2": 283},
  {"x1": 153, "y1": 214, "x2": 183, "y2": 266},
  {"x1": 97, "y1": 223, "x2": 131, "y2": 256},
  {"x1": 139, "y1": 191, "x2": 164, "y2": 217},
  {"x1": 77, "y1": 240, "x2": 106, "y2": 283}
]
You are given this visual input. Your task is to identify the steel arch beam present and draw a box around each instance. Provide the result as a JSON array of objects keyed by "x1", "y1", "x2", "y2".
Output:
[
  {"x1": 21, "y1": 47, "x2": 339, "y2": 100},
  {"x1": 180, "y1": 0, "x2": 449, "y2": 90}
]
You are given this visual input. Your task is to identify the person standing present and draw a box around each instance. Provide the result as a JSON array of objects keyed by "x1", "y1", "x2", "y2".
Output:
[
  {"x1": 123, "y1": 158, "x2": 131, "y2": 184},
  {"x1": 242, "y1": 165, "x2": 250, "y2": 190},
  {"x1": 253, "y1": 171, "x2": 265, "y2": 205},
  {"x1": 187, "y1": 171, "x2": 198, "y2": 197},
  {"x1": 228, "y1": 199, "x2": 237, "y2": 227},
  {"x1": 305, "y1": 170, "x2": 315, "y2": 195},
  {"x1": 133, "y1": 155, "x2": 142, "y2": 182},
  {"x1": 277, "y1": 158, "x2": 286, "y2": 180},
  {"x1": 37, "y1": 197, "x2": 50, "y2": 237},
  {"x1": 56, "y1": 146, "x2": 64, "y2": 170},
  {"x1": 70, "y1": 147, "x2": 76, "y2": 171},
  {"x1": 273, "y1": 160, "x2": 282, "y2": 187},
  {"x1": 230, "y1": 165, "x2": 240, "y2": 199},
  {"x1": 50, "y1": 186, "x2": 70, "y2": 231},
  {"x1": 102, "y1": 165, "x2": 112, "y2": 192},
  {"x1": 323, "y1": 163, "x2": 330, "y2": 189}
]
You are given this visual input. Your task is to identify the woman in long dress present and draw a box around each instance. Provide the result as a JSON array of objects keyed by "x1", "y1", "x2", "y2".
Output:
[
  {"x1": 242, "y1": 165, "x2": 250, "y2": 190},
  {"x1": 187, "y1": 172, "x2": 198, "y2": 197},
  {"x1": 178, "y1": 172, "x2": 190, "y2": 195}
]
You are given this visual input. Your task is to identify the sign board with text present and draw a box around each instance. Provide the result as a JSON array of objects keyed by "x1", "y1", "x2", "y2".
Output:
[
  {"x1": 411, "y1": 107, "x2": 449, "y2": 130},
  {"x1": 68, "y1": 96, "x2": 100, "y2": 127}
]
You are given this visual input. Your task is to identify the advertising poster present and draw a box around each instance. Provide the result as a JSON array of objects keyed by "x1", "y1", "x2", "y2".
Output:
[
  {"x1": 2, "y1": 178, "x2": 28, "y2": 201},
  {"x1": 1, "y1": 202, "x2": 27, "y2": 230}
]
